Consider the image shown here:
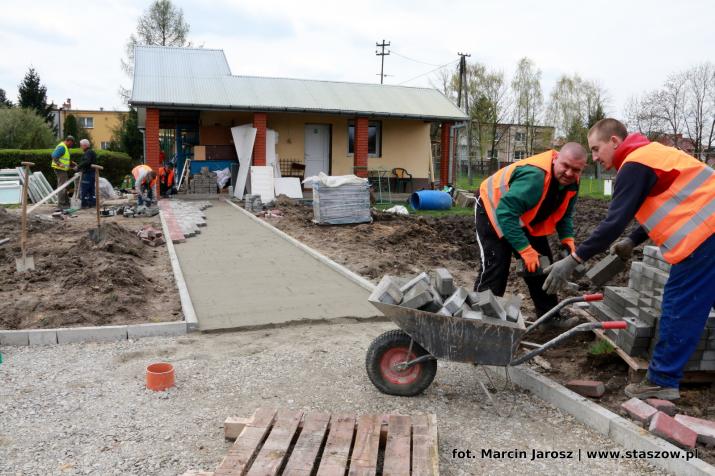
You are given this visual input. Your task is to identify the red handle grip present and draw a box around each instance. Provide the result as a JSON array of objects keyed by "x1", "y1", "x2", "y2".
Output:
[
  {"x1": 602, "y1": 321, "x2": 627, "y2": 330},
  {"x1": 584, "y1": 293, "x2": 604, "y2": 302}
]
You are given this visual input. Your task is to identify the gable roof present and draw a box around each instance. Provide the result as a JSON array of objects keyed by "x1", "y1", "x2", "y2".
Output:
[{"x1": 130, "y1": 46, "x2": 467, "y2": 121}]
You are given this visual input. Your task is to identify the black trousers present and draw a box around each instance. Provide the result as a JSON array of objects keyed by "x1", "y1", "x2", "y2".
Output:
[{"x1": 474, "y1": 198, "x2": 558, "y2": 317}]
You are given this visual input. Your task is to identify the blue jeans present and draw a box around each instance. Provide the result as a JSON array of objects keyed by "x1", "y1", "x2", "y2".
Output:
[
  {"x1": 80, "y1": 171, "x2": 95, "y2": 208},
  {"x1": 648, "y1": 233, "x2": 715, "y2": 388},
  {"x1": 137, "y1": 183, "x2": 154, "y2": 206}
]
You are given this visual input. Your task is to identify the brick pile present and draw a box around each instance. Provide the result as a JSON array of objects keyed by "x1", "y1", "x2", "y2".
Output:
[
  {"x1": 588, "y1": 245, "x2": 715, "y2": 371},
  {"x1": 370, "y1": 268, "x2": 521, "y2": 323},
  {"x1": 244, "y1": 194, "x2": 262, "y2": 212},
  {"x1": 189, "y1": 167, "x2": 218, "y2": 194},
  {"x1": 135, "y1": 225, "x2": 166, "y2": 247}
]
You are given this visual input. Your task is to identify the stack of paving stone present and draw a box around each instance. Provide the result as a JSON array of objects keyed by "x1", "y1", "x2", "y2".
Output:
[
  {"x1": 164, "y1": 200, "x2": 211, "y2": 238},
  {"x1": 312, "y1": 182, "x2": 371, "y2": 225},
  {"x1": 370, "y1": 268, "x2": 521, "y2": 323},
  {"x1": 189, "y1": 167, "x2": 218, "y2": 194},
  {"x1": 244, "y1": 194, "x2": 263, "y2": 212},
  {"x1": 588, "y1": 245, "x2": 715, "y2": 371}
]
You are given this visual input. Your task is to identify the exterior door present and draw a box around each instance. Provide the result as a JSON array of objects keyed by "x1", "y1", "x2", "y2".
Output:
[{"x1": 304, "y1": 124, "x2": 330, "y2": 183}]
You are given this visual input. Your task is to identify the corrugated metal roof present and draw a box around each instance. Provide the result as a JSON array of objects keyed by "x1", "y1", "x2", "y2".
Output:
[{"x1": 131, "y1": 46, "x2": 467, "y2": 121}]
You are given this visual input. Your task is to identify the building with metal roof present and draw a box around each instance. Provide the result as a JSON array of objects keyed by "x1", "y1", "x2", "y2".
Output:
[{"x1": 131, "y1": 45, "x2": 466, "y2": 188}]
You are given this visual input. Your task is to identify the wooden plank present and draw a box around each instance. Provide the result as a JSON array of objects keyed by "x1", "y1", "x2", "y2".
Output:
[
  {"x1": 247, "y1": 409, "x2": 304, "y2": 476},
  {"x1": 282, "y1": 412, "x2": 331, "y2": 476},
  {"x1": 382, "y1": 415, "x2": 411, "y2": 476},
  {"x1": 411, "y1": 414, "x2": 439, "y2": 476},
  {"x1": 582, "y1": 311, "x2": 649, "y2": 370},
  {"x1": 316, "y1": 414, "x2": 356, "y2": 476},
  {"x1": 225, "y1": 417, "x2": 252, "y2": 441},
  {"x1": 215, "y1": 408, "x2": 276, "y2": 476},
  {"x1": 347, "y1": 415, "x2": 382, "y2": 476}
]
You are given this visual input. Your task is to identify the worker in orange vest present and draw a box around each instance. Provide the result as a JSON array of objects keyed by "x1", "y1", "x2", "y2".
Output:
[
  {"x1": 158, "y1": 162, "x2": 175, "y2": 197},
  {"x1": 132, "y1": 164, "x2": 157, "y2": 206},
  {"x1": 544, "y1": 118, "x2": 715, "y2": 401},
  {"x1": 476, "y1": 142, "x2": 588, "y2": 326}
]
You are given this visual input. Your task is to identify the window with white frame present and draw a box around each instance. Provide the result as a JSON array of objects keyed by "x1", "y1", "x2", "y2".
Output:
[
  {"x1": 101, "y1": 141, "x2": 111, "y2": 150},
  {"x1": 514, "y1": 131, "x2": 526, "y2": 143},
  {"x1": 347, "y1": 121, "x2": 382, "y2": 157},
  {"x1": 513, "y1": 150, "x2": 526, "y2": 161},
  {"x1": 78, "y1": 116, "x2": 94, "y2": 128}
]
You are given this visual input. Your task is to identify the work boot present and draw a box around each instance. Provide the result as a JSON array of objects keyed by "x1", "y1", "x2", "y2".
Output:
[
  {"x1": 540, "y1": 309, "x2": 581, "y2": 330},
  {"x1": 624, "y1": 378, "x2": 680, "y2": 401}
]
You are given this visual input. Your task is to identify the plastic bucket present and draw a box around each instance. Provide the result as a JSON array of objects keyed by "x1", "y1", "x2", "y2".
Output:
[
  {"x1": 409, "y1": 190, "x2": 452, "y2": 211},
  {"x1": 146, "y1": 362, "x2": 175, "y2": 391}
]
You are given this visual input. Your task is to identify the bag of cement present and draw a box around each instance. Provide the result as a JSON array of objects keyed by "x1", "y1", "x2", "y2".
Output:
[
  {"x1": 312, "y1": 181, "x2": 371, "y2": 225},
  {"x1": 98, "y1": 177, "x2": 118, "y2": 200}
]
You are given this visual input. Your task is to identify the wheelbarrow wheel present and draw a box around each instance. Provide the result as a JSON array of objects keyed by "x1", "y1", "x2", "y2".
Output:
[{"x1": 365, "y1": 330, "x2": 436, "y2": 397}]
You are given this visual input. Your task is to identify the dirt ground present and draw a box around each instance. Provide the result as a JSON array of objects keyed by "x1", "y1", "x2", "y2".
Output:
[
  {"x1": 265, "y1": 196, "x2": 715, "y2": 464},
  {"x1": 0, "y1": 206, "x2": 181, "y2": 329}
]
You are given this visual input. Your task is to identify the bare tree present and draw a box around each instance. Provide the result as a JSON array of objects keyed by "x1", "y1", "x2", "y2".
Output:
[
  {"x1": 511, "y1": 58, "x2": 543, "y2": 156},
  {"x1": 683, "y1": 63, "x2": 715, "y2": 159},
  {"x1": 120, "y1": 0, "x2": 192, "y2": 102},
  {"x1": 652, "y1": 71, "x2": 687, "y2": 144},
  {"x1": 547, "y1": 74, "x2": 609, "y2": 145},
  {"x1": 623, "y1": 93, "x2": 664, "y2": 139}
]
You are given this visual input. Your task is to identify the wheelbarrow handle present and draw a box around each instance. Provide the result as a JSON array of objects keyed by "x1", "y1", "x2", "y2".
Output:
[
  {"x1": 583, "y1": 293, "x2": 604, "y2": 302},
  {"x1": 601, "y1": 320, "x2": 627, "y2": 329}
]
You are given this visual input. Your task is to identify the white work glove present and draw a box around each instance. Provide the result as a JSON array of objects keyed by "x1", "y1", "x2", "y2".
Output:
[
  {"x1": 610, "y1": 237, "x2": 634, "y2": 260},
  {"x1": 542, "y1": 255, "x2": 580, "y2": 295}
]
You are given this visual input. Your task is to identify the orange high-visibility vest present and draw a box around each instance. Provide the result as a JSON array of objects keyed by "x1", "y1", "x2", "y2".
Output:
[
  {"x1": 479, "y1": 150, "x2": 577, "y2": 238},
  {"x1": 132, "y1": 164, "x2": 156, "y2": 187},
  {"x1": 621, "y1": 142, "x2": 715, "y2": 264}
]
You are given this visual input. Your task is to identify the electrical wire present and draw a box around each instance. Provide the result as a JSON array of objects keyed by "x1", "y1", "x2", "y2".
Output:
[
  {"x1": 390, "y1": 50, "x2": 442, "y2": 67},
  {"x1": 397, "y1": 59, "x2": 460, "y2": 85}
]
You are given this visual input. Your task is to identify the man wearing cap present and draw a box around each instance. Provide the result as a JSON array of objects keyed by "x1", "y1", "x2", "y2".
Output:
[{"x1": 51, "y1": 135, "x2": 76, "y2": 209}]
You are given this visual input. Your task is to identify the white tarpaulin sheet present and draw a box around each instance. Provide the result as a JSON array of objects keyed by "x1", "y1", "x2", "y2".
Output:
[
  {"x1": 250, "y1": 166, "x2": 275, "y2": 203},
  {"x1": 274, "y1": 177, "x2": 303, "y2": 199},
  {"x1": 231, "y1": 124, "x2": 257, "y2": 198},
  {"x1": 303, "y1": 172, "x2": 368, "y2": 188}
]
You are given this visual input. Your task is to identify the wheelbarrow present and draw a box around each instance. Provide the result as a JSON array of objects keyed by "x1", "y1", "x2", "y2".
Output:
[{"x1": 365, "y1": 293, "x2": 626, "y2": 396}]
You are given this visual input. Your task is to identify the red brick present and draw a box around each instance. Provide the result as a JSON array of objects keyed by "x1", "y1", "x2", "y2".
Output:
[
  {"x1": 252, "y1": 112, "x2": 267, "y2": 166},
  {"x1": 440, "y1": 122, "x2": 452, "y2": 187},
  {"x1": 649, "y1": 412, "x2": 697, "y2": 449},
  {"x1": 621, "y1": 398, "x2": 657, "y2": 424},
  {"x1": 565, "y1": 380, "x2": 606, "y2": 398},
  {"x1": 145, "y1": 108, "x2": 161, "y2": 171},
  {"x1": 674, "y1": 414, "x2": 715, "y2": 446},
  {"x1": 353, "y1": 116, "x2": 368, "y2": 178},
  {"x1": 645, "y1": 398, "x2": 677, "y2": 416}
]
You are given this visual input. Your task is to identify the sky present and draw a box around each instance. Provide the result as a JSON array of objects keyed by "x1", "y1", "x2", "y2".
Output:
[{"x1": 1, "y1": 0, "x2": 713, "y2": 118}]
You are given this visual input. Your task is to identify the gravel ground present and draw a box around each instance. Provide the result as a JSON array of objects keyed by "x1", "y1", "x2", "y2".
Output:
[{"x1": 0, "y1": 320, "x2": 667, "y2": 476}]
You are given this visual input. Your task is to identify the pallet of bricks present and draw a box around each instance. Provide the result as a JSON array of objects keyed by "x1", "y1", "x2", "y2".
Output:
[
  {"x1": 587, "y1": 245, "x2": 715, "y2": 376},
  {"x1": 189, "y1": 167, "x2": 218, "y2": 194}
]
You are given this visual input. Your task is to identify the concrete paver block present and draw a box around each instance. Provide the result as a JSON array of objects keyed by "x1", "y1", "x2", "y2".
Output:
[
  {"x1": 621, "y1": 398, "x2": 658, "y2": 424},
  {"x1": 623, "y1": 317, "x2": 654, "y2": 338},
  {"x1": 443, "y1": 287, "x2": 469, "y2": 314},
  {"x1": 649, "y1": 412, "x2": 697, "y2": 449},
  {"x1": 28, "y1": 329, "x2": 58, "y2": 346},
  {"x1": 401, "y1": 281, "x2": 433, "y2": 309},
  {"x1": 462, "y1": 309, "x2": 482, "y2": 320},
  {"x1": 587, "y1": 255, "x2": 627, "y2": 286},
  {"x1": 56, "y1": 325, "x2": 128, "y2": 344},
  {"x1": 127, "y1": 322, "x2": 187, "y2": 339},
  {"x1": 370, "y1": 275, "x2": 403, "y2": 305},
  {"x1": 674, "y1": 414, "x2": 715, "y2": 446},
  {"x1": 473, "y1": 289, "x2": 506, "y2": 320},
  {"x1": 503, "y1": 294, "x2": 522, "y2": 323},
  {"x1": 399, "y1": 272, "x2": 430, "y2": 294},
  {"x1": 565, "y1": 380, "x2": 605, "y2": 398},
  {"x1": 431, "y1": 267, "x2": 455, "y2": 297},
  {"x1": 645, "y1": 399, "x2": 677, "y2": 417},
  {"x1": 0, "y1": 330, "x2": 30, "y2": 346},
  {"x1": 437, "y1": 307, "x2": 452, "y2": 316}
]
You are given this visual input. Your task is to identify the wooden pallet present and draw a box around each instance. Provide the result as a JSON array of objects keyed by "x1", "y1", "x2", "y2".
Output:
[{"x1": 185, "y1": 408, "x2": 439, "y2": 476}]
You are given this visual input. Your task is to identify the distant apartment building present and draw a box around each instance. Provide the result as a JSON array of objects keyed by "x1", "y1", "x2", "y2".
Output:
[{"x1": 53, "y1": 99, "x2": 128, "y2": 150}]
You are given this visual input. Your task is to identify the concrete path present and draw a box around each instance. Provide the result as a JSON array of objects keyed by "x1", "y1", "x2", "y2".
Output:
[{"x1": 173, "y1": 201, "x2": 378, "y2": 331}]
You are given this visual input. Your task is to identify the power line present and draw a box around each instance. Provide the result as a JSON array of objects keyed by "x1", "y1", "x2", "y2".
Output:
[
  {"x1": 376, "y1": 39, "x2": 391, "y2": 84},
  {"x1": 390, "y1": 50, "x2": 441, "y2": 67},
  {"x1": 397, "y1": 59, "x2": 460, "y2": 85}
]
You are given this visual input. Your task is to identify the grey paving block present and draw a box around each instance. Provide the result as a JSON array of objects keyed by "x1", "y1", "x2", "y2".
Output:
[
  {"x1": 589, "y1": 301, "x2": 619, "y2": 322},
  {"x1": 503, "y1": 294, "x2": 522, "y2": 323},
  {"x1": 28, "y1": 329, "x2": 58, "y2": 346},
  {"x1": 56, "y1": 325, "x2": 128, "y2": 344},
  {"x1": 703, "y1": 350, "x2": 715, "y2": 361},
  {"x1": 638, "y1": 307, "x2": 659, "y2": 327},
  {"x1": 399, "y1": 272, "x2": 430, "y2": 294},
  {"x1": 127, "y1": 322, "x2": 187, "y2": 339},
  {"x1": 700, "y1": 361, "x2": 715, "y2": 371},
  {"x1": 0, "y1": 330, "x2": 29, "y2": 346},
  {"x1": 454, "y1": 302, "x2": 472, "y2": 318},
  {"x1": 444, "y1": 287, "x2": 469, "y2": 314},
  {"x1": 586, "y1": 254, "x2": 627, "y2": 286},
  {"x1": 625, "y1": 307, "x2": 639, "y2": 318},
  {"x1": 437, "y1": 307, "x2": 453, "y2": 316},
  {"x1": 431, "y1": 268, "x2": 455, "y2": 298},
  {"x1": 401, "y1": 281, "x2": 433, "y2": 309},
  {"x1": 623, "y1": 317, "x2": 654, "y2": 338},
  {"x1": 476, "y1": 290, "x2": 506, "y2": 320},
  {"x1": 370, "y1": 275, "x2": 403, "y2": 305},
  {"x1": 603, "y1": 286, "x2": 639, "y2": 314},
  {"x1": 421, "y1": 300, "x2": 443, "y2": 313}
]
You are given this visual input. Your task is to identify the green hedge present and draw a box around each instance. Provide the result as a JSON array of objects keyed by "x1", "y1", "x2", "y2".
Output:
[{"x1": 0, "y1": 148, "x2": 135, "y2": 187}]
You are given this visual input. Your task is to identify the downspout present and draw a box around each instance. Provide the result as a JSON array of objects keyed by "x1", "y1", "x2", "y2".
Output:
[{"x1": 449, "y1": 122, "x2": 467, "y2": 185}]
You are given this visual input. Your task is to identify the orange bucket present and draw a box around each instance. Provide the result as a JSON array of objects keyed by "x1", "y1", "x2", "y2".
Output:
[{"x1": 146, "y1": 362, "x2": 175, "y2": 391}]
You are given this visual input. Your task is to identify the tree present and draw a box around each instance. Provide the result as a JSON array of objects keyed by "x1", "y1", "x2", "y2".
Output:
[
  {"x1": 62, "y1": 114, "x2": 93, "y2": 145},
  {"x1": 110, "y1": 108, "x2": 143, "y2": 161},
  {"x1": 0, "y1": 88, "x2": 12, "y2": 108},
  {"x1": 17, "y1": 68, "x2": 55, "y2": 126},
  {"x1": 0, "y1": 108, "x2": 55, "y2": 149},
  {"x1": 511, "y1": 58, "x2": 544, "y2": 156},
  {"x1": 682, "y1": 63, "x2": 715, "y2": 158},
  {"x1": 547, "y1": 74, "x2": 608, "y2": 146},
  {"x1": 120, "y1": 0, "x2": 192, "y2": 101}
]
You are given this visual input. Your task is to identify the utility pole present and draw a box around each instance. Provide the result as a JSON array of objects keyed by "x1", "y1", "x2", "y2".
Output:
[
  {"x1": 457, "y1": 52, "x2": 471, "y2": 186},
  {"x1": 376, "y1": 40, "x2": 391, "y2": 84}
]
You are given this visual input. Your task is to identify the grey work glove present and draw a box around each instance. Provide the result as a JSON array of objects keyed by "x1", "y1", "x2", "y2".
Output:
[
  {"x1": 610, "y1": 237, "x2": 635, "y2": 260},
  {"x1": 542, "y1": 255, "x2": 580, "y2": 295}
]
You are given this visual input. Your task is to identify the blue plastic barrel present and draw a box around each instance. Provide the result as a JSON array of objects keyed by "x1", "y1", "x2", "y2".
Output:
[{"x1": 409, "y1": 190, "x2": 452, "y2": 210}]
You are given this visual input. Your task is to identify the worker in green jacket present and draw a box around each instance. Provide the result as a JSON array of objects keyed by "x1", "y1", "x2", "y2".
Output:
[{"x1": 475, "y1": 142, "x2": 587, "y2": 324}]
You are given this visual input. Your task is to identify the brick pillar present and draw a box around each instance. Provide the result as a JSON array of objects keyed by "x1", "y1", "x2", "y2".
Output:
[
  {"x1": 354, "y1": 116, "x2": 369, "y2": 178},
  {"x1": 145, "y1": 108, "x2": 161, "y2": 170},
  {"x1": 440, "y1": 121, "x2": 452, "y2": 187},
  {"x1": 253, "y1": 112, "x2": 267, "y2": 166}
]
